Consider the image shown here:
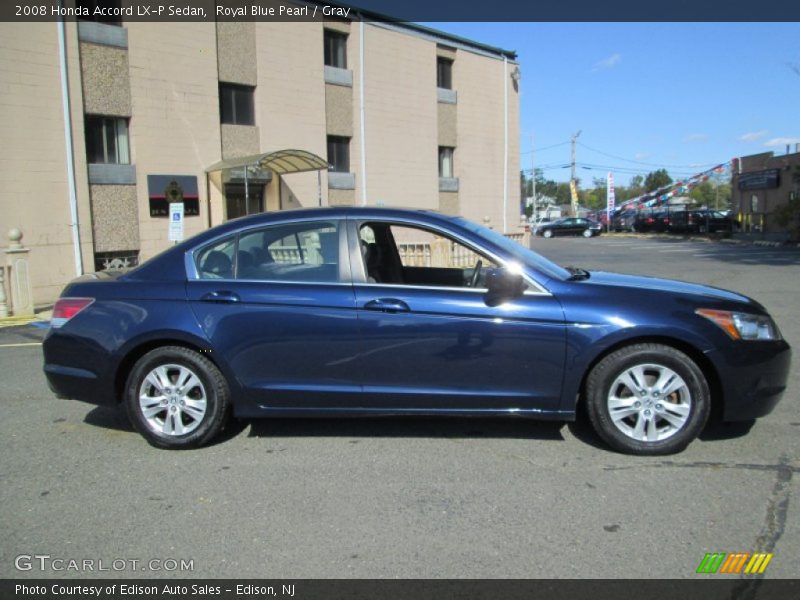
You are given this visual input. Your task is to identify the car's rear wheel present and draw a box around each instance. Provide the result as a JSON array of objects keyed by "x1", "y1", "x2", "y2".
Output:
[
  {"x1": 543, "y1": 229, "x2": 553, "y2": 238},
  {"x1": 585, "y1": 343, "x2": 710, "y2": 455},
  {"x1": 582, "y1": 229, "x2": 593, "y2": 238},
  {"x1": 125, "y1": 346, "x2": 229, "y2": 449}
]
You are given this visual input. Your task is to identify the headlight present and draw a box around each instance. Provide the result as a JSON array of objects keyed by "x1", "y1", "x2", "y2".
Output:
[{"x1": 696, "y1": 308, "x2": 781, "y2": 341}]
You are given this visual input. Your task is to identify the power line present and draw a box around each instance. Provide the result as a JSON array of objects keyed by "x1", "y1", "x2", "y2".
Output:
[
  {"x1": 576, "y1": 141, "x2": 720, "y2": 169},
  {"x1": 520, "y1": 141, "x2": 570, "y2": 155}
]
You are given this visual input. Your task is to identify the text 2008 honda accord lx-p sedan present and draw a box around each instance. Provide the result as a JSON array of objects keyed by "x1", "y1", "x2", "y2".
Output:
[{"x1": 43, "y1": 208, "x2": 791, "y2": 454}]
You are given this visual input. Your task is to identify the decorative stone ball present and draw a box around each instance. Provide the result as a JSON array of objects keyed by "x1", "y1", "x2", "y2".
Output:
[{"x1": 8, "y1": 228, "x2": 22, "y2": 247}]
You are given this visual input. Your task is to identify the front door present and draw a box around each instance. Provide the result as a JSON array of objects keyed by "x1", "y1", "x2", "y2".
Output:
[{"x1": 349, "y1": 220, "x2": 567, "y2": 413}]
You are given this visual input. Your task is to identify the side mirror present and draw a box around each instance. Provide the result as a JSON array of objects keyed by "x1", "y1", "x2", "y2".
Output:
[{"x1": 484, "y1": 267, "x2": 525, "y2": 306}]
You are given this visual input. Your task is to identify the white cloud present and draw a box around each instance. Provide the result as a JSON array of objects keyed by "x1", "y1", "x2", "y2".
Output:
[
  {"x1": 763, "y1": 137, "x2": 800, "y2": 147},
  {"x1": 683, "y1": 133, "x2": 708, "y2": 143},
  {"x1": 634, "y1": 152, "x2": 651, "y2": 160},
  {"x1": 592, "y1": 53, "x2": 621, "y2": 72},
  {"x1": 739, "y1": 130, "x2": 769, "y2": 143}
]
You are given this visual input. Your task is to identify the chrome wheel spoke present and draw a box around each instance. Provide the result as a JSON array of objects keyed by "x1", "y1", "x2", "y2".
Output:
[
  {"x1": 608, "y1": 396, "x2": 638, "y2": 421},
  {"x1": 646, "y1": 415, "x2": 658, "y2": 441},
  {"x1": 182, "y1": 399, "x2": 206, "y2": 422},
  {"x1": 632, "y1": 413, "x2": 646, "y2": 440}
]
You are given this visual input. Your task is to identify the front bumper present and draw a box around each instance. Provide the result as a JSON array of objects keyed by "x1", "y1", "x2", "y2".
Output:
[{"x1": 708, "y1": 339, "x2": 792, "y2": 421}]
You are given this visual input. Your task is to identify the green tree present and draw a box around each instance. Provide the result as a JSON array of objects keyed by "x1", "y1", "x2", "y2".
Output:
[{"x1": 644, "y1": 169, "x2": 673, "y2": 192}]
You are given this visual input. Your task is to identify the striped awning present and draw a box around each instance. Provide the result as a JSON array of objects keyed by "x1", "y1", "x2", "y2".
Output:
[{"x1": 206, "y1": 149, "x2": 329, "y2": 175}]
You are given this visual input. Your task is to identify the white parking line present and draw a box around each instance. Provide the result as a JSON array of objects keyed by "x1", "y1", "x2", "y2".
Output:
[{"x1": 0, "y1": 342, "x2": 42, "y2": 348}]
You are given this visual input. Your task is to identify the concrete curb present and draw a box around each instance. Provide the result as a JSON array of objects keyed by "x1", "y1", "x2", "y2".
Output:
[{"x1": 604, "y1": 233, "x2": 800, "y2": 249}]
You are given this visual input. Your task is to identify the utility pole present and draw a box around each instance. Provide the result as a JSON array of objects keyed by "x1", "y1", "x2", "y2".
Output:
[
  {"x1": 531, "y1": 132, "x2": 537, "y2": 224},
  {"x1": 570, "y1": 130, "x2": 582, "y2": 216},
  {"x1": 570, "y1": 130, "x2": 581, "y2": 183}
]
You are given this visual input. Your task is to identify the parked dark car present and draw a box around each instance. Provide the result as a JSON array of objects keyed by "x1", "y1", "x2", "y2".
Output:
[
  {"x1": 631, "y1": 209, "x2": 671, "y2": 233},
  {"x1": 43, "y1": 208, "x2": 790, "y2": 455},
  {"x1": 669, "y1": 210, "x2": 738, "y2": 234},
  {"x1": 536, "y1": 217, "x2": 603, "y2": 238},
  {"x1": 612, "y1": 209, "x2": 637, "y2": 232}
]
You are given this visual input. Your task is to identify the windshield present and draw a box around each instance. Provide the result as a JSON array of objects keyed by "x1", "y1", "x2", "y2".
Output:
[{"x1": 455, "y1": 217, "x2": 571, "y2": 281}]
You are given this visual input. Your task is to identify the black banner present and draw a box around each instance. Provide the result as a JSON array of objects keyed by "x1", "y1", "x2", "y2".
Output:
[
  {"x1": 2, "y1": 0, "x2": 799, "y2": 22},
  {"x1": 3, "y1": 580, "x2": 800, "y2": 600}
]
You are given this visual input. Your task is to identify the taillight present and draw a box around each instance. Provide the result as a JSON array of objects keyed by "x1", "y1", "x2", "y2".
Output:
[{"x1": 51, "y1": 297, "x2": 94, "y2": 328}]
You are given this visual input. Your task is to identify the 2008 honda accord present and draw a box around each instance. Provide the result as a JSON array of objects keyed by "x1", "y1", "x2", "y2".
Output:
[{"x1": 43, "y1": 208, "x2": 791, "y2": 454}]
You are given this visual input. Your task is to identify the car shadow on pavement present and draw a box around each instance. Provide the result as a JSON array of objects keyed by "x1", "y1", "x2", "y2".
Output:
[
  {"x1": 243, "y1": 416, "x2": 567, "y2": 442},
  {"x1": 83, "y1": 405, "x2": 135, "y2": 432},
  {"x1": 699, "y1": 419, "x2": 756, "y2": 441}
]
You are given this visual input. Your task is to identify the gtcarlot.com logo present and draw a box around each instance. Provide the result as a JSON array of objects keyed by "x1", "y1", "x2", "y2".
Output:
[
  {"x1": 14, "y1": 554, "x2": 194, "y2": 572},
  {"x1": 696, "y1": 552, "x2": 773, "y2": 575}
]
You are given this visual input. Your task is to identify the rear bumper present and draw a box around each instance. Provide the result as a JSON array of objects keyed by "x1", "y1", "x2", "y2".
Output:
[
  {"x1": 42, "y1": 332, "x2": 117, "y2": 406},
  {"x1": 708, "y1": 340, "x2": 792, "y2": 421}
]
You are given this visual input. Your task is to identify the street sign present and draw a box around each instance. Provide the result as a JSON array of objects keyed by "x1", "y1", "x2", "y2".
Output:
[{"x1": 168, "y1": 202, "x2": 184, "y2": 242}]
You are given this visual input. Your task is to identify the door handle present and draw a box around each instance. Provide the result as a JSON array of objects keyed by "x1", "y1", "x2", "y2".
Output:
[
  {"x1": 363, "y1": 298, "x2": 410, "y2": 313},
  {"x1": 200, "y1": 291, "x2": 240, "y2": 304}
]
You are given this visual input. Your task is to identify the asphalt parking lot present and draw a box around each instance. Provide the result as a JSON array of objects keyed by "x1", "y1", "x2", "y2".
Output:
[{"x1": 1, "y1": 235, "x2": 798, "y2": 580}]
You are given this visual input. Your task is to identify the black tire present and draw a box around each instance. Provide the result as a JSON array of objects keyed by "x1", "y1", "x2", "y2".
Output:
[
  {"x1": 543, "y1": 229, "x2": 553, "y2": 238},
  {"x1": 585, "y1": 343, "x2": 710, "y2": 455},
  {"x1": 124, "y1": 346, "x2": 230, "y2": 449},
  {"x1": 582, "y1": 229, "x2": 593, "y2": 238}
]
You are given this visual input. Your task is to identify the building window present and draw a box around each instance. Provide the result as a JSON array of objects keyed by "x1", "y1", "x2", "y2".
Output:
[
  {"x1": 85, "y1": 116, "x2": 129, "y2": 164},
  {"x1": 437, "y1": 57, "x2": 453, "y2": 90},
  {"x1": 324, "y1": 30, "x2": 347, "y2": 69},
  {"x1": 327, "y1": 136, "x2": 350, "y2": 173},
  {"x1": 439, "y1": 147, "x2": 454, "y2": 178},
  {"x1": 219, "y1": 83, "x2": 255, "y2": 126}
]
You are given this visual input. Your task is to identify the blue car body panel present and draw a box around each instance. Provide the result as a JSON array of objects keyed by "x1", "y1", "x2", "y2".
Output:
[{"x1": 43, "y1": 207, "x2": 791, "y2": 424}]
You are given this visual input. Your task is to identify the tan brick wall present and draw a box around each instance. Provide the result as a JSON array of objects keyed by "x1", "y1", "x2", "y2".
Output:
[
  {"x1": 438, "y1": 191, "x2": 460, "y2": 215},
  {"x1": 79, "y1": 42, "x2": 131, "y2": 117},
  {"x1": 328, "y1": 189, "x2": 356, "y2": 206},
  {"x1": 221, "y1": 124, "x2": 260, "y2": 159},
  {"x1": 90, "y1": 185, "x2": 139, "y2": 252},
  {"x1": 126, "y1": 22, "x2": 221, "y2": 260},
  {"x1": 255, "y1": 22, "x2": 328, "y2": 209},
  {"x1": 0, "y1": 23, "x2": 94, "y2": 305},
  {"x1": 325, "y1": 83, "x2": 353, "y2": 137},
  {"x1": 216, "y1": 22, "x2": 257, "y2": 86},
  {"x1": 437, "y1": 102, "x2": 457, "y2": 148},
  {"x1": 363, "y1": 25, "x2": 438, "y2": 209},
  {"x1": 456, "y1": 51, "x2": 520, "y2": 231}
]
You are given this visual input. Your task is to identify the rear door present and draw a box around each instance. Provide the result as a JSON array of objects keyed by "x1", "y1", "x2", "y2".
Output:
[{"x1": 186, "y1": 218, "x2": 362, "y2": 410}]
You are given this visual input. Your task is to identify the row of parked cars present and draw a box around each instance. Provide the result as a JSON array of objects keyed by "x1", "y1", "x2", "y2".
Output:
[{"x1": 611, "y1": 209, "x2": 739, "y2": 234}]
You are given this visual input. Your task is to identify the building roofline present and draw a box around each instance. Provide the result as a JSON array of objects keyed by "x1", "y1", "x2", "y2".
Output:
[{"x1": 309, "y1": 1, "x2": 518, "y2": 60}]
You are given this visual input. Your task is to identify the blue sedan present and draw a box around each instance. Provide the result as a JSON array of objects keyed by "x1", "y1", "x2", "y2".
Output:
[{"x1": 43, "y1": 208, "x2": 790, "y2": 454}]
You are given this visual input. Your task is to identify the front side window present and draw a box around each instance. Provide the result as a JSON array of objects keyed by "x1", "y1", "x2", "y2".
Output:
[
  {"x1": 437, "y1": 57, "x2": 453, "y2": 89},
  {"x1": 85, "y1": 116, "x2": 129, "y2": 164},
  {"x1": 219, "y1": 83, "x2": 255, "y2": 125},
  {"x1": 439, "y1": 147, "x2": 454, "y2": 178},
  {"x1": 359, "y1": 222, "x2": 499, "y2": 289},
  {"x1": 324, "y1": 30, "x2": 347, "y2": 68},
  {"x1": 327, "y1": 136, "x2": 350, "y2": 172}
]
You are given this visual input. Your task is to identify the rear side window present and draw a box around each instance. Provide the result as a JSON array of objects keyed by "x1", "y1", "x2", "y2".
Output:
[
  {"x1": 238, "y1": 221, "x2": 340, "y2": 283},
  {"x1": 196, "y1": 237, "x2": 235, "y2": 279}
]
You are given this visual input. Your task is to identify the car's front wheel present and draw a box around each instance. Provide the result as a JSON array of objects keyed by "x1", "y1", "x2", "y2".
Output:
[
  {"x1": 125, "y1": 346, "x2": 230, "y2": 449},
  {"x1": 543, "y1": 229, "x2": 553, "y2": 238},
  {"x1": 582, "y1": 229, "x2": 593, "y2": 238},
  {"x1": 585, "y1": 343, "x2": 710, "y2": 455}
]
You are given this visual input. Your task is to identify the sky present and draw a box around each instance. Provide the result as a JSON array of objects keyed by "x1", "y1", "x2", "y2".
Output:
[{"x1": 420, "y1": 22, "x2": 800, "y2": 186}]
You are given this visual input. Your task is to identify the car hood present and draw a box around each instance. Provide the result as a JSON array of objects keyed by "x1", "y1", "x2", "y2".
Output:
[{"x1": 583, "y1": 271, "x2": 754, "y2": 305}]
